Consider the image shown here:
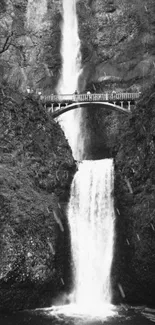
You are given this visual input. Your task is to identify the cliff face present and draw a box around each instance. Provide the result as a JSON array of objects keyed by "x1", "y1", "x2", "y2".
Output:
[
  {"x1": 1, "y1": 0, "x2": 154, "y2": 159},
  {"x1": 77, "y1": 0, "x2": 155, "y2": 305},
  {"x1": 1, "y1": 0, "x2": 155, "y2": 94},
  {"x1": 78, "y1": 0, "x2": 155, "y2": 92},
  {"x1": 0, "y1": 87, "x2": 76, "y2": 312},
  {"x1": 112, "y1": 85, "x2": 155, "y2": 305},
  {"x1": 1, "y1": 0, "x2": 155, "y2": 309},
  {"x1": 0, "y1": 0, "x2": 62, "y2": 93}
]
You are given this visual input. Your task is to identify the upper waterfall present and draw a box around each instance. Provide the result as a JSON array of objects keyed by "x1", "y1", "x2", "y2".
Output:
[
  {"x1": 57, "y1": 0, "x2": 81, "y2": 94},
  {"x1": 57, "y1": 0, "x2": 83, "y2": 160}
]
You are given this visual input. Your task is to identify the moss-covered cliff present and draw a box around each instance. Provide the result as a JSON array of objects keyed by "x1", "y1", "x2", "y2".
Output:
[{"x1": 0, "y1": 86, "x2": 76, "y2": 312}]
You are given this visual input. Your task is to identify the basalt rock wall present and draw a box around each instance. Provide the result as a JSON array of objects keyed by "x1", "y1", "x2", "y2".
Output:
[
  {"x1": 110, "y1": 85, "x2": 155, "y2": 306},
  {"x1": 76, "y1": 0, "x2": 155, "y2": 160},
  {"x1": 78, "y1": 0, "x2": 155, "y2": 93},
  {"x1": 0, "y1": 0, "x2": 62, "y2": 93},
  {"x1": 1, "y1": 0, "x2": 155, "y2": 94},
  {"x1": 77, "y1": 0, "x2": 155, "y2": 305},
  {"x1": 0, "y1": 87, "x2": 76, "y2": 312}
]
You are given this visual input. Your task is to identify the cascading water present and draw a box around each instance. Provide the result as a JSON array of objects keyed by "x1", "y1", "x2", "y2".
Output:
[
  {"x1": 57, "y1": 0, "x2": 83, "y2": 160},
  {"x1": 57, "y1": 0, "x2": 81, "y2": 94},
  {"x1": 68, "y1": 159, "x2": 115, "y2": 312},
  {"x1": 51, "y1": 0, "x2": 116, "y2": 318}
]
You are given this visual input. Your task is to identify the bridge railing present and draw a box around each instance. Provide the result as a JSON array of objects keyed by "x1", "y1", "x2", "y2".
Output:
[
  {"x1": 108, "y1": 92, "x2": 140, "y2": 100},
  {"x1": 41, "y1": 92, "x2": 141, "y2": 103},
  {"x1": 40, "y1": 94, "x2": 73, "y2": 102},
  {"x1": 73, "y1": 94, "x2": 109, "y2": 101}
]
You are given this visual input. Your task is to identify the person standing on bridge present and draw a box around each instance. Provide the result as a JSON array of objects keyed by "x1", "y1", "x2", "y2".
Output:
[
  {"x1": 87, "y1": 91, "x2": 93, "y2": 101},
  {"x1": 73, "y1": 90, "x2": 79, "y2": 102},
  {"x1": 112, "y1": 90, "x2": 116, "y2": 100}
]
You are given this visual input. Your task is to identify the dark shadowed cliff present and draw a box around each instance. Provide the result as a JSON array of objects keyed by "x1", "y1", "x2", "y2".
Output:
[
  {"x1": 0, "y1": 86, "x2": 76, "y2": 312},
  {"x1": 112, "y1": 85, "x2": 155, "y2": 306}
]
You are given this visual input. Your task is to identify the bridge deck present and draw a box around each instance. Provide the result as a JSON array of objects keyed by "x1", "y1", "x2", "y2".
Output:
[
  {"x1": 41, "y1": 92, "x2": 141, "y2": 103},
  {"x1": 51, "y1": 101, "x2": 132, "y2": 118}
]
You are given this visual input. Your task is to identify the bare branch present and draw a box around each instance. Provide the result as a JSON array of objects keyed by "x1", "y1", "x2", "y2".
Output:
[{"x1": 0, "y1": 31, "x2": 13, "y2": 54}]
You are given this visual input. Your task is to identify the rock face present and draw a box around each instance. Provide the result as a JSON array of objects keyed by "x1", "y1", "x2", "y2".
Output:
[
  {"x1": 0, "y1": 87, "x2": 76, "y2": 312},
  {"x1": 76, "y1": 0, "x2": 155, "y2": 160},
  {"x1": 76, "y1": 0, "x2": 155, "y2": 306},
  {"x1": 112, "y1": 86, "x2": 155, "y2": 306},
  {"x1": 1, "y1": 0, "x2": 155, "y2": 94},
  {"x1": 0, "y1": 0, "x2": 62, "y2": 93},
  {"x1": 1, "y1": 0, "x2": 155, "y2": 309},
  {"x1": 78, "y1": 0, "x2": 155, "y2": 93}
]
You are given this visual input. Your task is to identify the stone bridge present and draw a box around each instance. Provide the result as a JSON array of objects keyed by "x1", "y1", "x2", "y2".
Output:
[{"x1": 40, "y1": 92, "x2": 141, "y2": 117}]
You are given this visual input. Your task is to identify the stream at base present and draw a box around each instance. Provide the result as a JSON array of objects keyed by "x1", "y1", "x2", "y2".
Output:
[{"x1": 1, "y1": 306, "x2": 155, "y2": 325}]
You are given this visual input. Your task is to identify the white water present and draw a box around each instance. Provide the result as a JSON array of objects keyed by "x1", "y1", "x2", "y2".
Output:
[
  {"x1": 68, "y1": 159, "x2": 115, "y2": 309},
  {"x1": 48, "y1": 159, "x2": 116, "y2": 318},
  {"x1": 57, "y1": 0, "x2": 81, "y2": 94},
  {"x1": 50, "y1": 0, "x2": 116, "y2": 319},
  {"x1": 57, "y1": 0, "x2": 83, "y2": 160}
]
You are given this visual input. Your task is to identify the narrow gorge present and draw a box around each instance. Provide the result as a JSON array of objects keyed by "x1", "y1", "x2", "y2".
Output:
[{"x1": 1, "y1": 0, "x2": 155, "y2": 323}]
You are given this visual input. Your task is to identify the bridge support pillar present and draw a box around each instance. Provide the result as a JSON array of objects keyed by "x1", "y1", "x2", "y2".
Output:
[
  {"x1": 120, "y1": 101, "x2": 124, "y2": 108},
  {"x1": 47, "y1": 103, "x2": 54, "y2": 113},
  {"x1": 128, "y1": 101, "x2": 131, "y2": 111}
]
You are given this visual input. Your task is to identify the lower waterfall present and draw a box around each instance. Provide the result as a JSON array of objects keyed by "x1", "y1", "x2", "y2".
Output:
[
  {"x1": 68, "y1": 159, "x2": 115, "y2": 312},
  {"x1": 50, "y1": 0, "x2": 116, "y2": 317},
  {"x1": 49, "y1": 158, "x2": 116, "y2": 317}
]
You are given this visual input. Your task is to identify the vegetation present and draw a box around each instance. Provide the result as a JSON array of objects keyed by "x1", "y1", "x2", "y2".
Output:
[
  {"x1": 0, "y1": 85, "x2": 75, "y2": 311},
  {"x1": 113, "y1": 84, "x2": 155, "y2": 305}
]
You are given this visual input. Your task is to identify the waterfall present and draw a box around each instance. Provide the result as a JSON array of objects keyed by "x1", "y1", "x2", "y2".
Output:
[
  {"x1": 57, "y1": 0, "x2": 81, "y2": 94},
  {"x1": 51, "y1": 0, "x2": 116, "y2": 318},
  {"x1": 68, "y1": 159, "x2": 115, "y2": 311},
  {"x1": 57, "y1": 0, "x2": 83, "y2": 160}
]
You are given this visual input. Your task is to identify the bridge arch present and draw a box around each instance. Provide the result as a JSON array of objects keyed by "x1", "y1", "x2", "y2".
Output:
[{"x1": 49, "y1": 101, "x2": 131, "y2": 118}]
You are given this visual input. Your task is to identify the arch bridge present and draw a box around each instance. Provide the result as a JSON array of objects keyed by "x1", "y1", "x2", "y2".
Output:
[{"x1": 40, "y1": 92, "x2": 141, "y2": 117}]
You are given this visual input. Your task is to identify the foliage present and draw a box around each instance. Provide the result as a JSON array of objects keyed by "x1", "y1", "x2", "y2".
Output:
[
  {"x1": 113, "y1": 84, "x2": 155, "y2": 305},
  {"x1": 0, "y1": 85, "x2": 75, "y2": 311}
]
